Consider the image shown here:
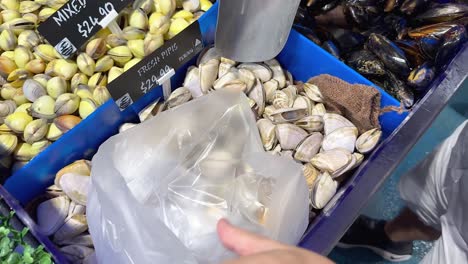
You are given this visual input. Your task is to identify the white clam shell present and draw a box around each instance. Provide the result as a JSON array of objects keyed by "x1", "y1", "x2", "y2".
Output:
[
  {"x1": 167, "y1": 87, "x2": 192, "y2": 109},
  {"x1": 270, "y1": 107, "x2": 308, "y2": 124},
  {"x1": 311, "y1": 148, "x2": 352, "y2": 174},
  {"x1": 303, "y1": 163, "x2": 319, "y2": 189},
  {"x1": 356, "y1": 128, "x2": 382, "y2": 154},
  {"x1": 218, "y1": 61, "x2": 233, "y2": 79},
  {"x1": 53, "y1": 214, "x2": 88, "y2": 242},
  {"x1": 323, "y1": 113, "x2": 356, "y2": 135},
  {"x1": 61, "y1": 245, "x2": 94, "y2": 263},
  {"x1": 37, "y1": 196, "x2": 70, "y2": 236},
  {"x1": 257, "y1": 118, "x2": 276, "y2": 151},
  {"x1": 248, "y1": 78, "x2": 266, "y2": 116},
  {"x1": 60, "y1": 173, "x2": 90, "y2": 206},
  {"x1": 275, "y1": 123, "x2": 308, "y2": 150},
  {"x1": 272, "y1": 90, "x2": 293, "y2": 109},
  {"x1": 119, "y1": 123, "x2": 138, "y2": 133},
  {"x1": 183, "y1": 66, "x2": 203, "y2": 97},
  {"x1": 213, "y1": 71, "x2": 239, "y2": 90},
  {"x1": 332, "y1": 153, "x2": 357, "y2": 178},
  {"x1": 311, "y1": 103, "x2": 326, "y2": 116},
  {"x1": 264, "y1": 59, "x2": 286, "y2": 88},
  {"x1": 293, "y1": 95, "x2": 314, "y2": 115},
  {"x1": 238, "y1": 68, "x2": 256, "y2": 93},
  {"x1": 310, "y1": 172, "x2": 337, "y2": 209},
  {"x1": 322, "y1": 126, "x2": 358, "y2": 153},
  {"x1": 199, "y1": 58, "x2": 219, "y2": 93},
  {"x1": 295, "y1": 115, "x2": 323, "y2": 132},
  {"x1": 303, "y1": 83, "x2": 324, "y2": 103},
  {"x1": 264, "y1": 79, "x2": 279, "y2": 103},
  {"x1": 197, "y1": 47, "x2": 220, "y2": 65},
  {"x1": 238, "y1": 63, "x2": 272, "y2": 82},
  {"x1": 23, "y1": 79, "x2": 47, "y2": 102},
  {"x1": 294, "y1": 132, "x2": 323, "y2": 163},
  {"x1": 57, "y1": 234, "x2": 94, "y2": 247}
]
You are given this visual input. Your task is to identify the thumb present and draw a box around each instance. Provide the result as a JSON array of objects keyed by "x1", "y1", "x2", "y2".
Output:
[{"x1": 217, "y1": 219, "x2": 289, "y2": 256}]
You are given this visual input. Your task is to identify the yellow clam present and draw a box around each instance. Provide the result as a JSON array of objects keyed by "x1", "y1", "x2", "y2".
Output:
[
  {"x1": 95, "y1": 55, "x2": 114, "y2": 72},
  {"x1": 108, "y1": 67, "x2": 124, "y2": 82},
  {"x1": 157, "y1": 0, "x2": 176, "y2": 16},
  {"x1": 33, "y1": 74, "x2": 51, "y2": 88},
  {"x1": 200, "y1": 0, "x2": 212, "y2": 11},
  {"x1": 165, "y1": 18, "x2": 189, "y2": 39},
  {"x1": 12, "y1": 88, "x2": 28, "y2": 105},
  {"x1": 46, "y1": 123, "x2": 62, "y2": 141},
  {"x1": 25, "y1": 59, "x2": 46, "y2": 74},
  {"x1": 1, "y1": 85, "x2": 17, "y2": 100},
  {"x1": 123, "y1": 58, "x2": 141, "y2": 72},
  {"x1": 46, "y1": 76, "x2": 67, "y2": 99},
  {"x1": 87, "y1": 72, "x2": 107, "y2": 90},
  {"x1": 54, "y1": 59, "x2": 78, "y2": 80},
  {"x1": 0, "y1": 56, "x2": 17, "y2": 76},
  {"x1": 54, "y1": 93, "x2": 80, "y2": 116},
  {"x1": 70, "y1": 73, "x2": 88, "y2": 91},
  {"x1": 17, "y1": 30, "x2": 41, "y2": 49},
  {"x1": 148, "y1": 12, "x2": 170, "y2": 35},
  {"x1": 55, "y1": 159, "x2": 91, "y2": 188},
  {"x1": 30, "y1": 95, "x2": 56, "y2": 119},
  {"x1": 0, "y1": 133, "x2": 18, "y2": 156},
  {"x1": 92, "y1": 86, "x2": 111, "y2": 106},
  {"x1": 78, "y1": 98, "x2": 97, "y2": 119},
  {"x1": 54, "y1": 115, "x2": 81, "y2": 133},
  {"x1": 128, "y1": 39, "x2": 145, "y2": 58},
  {"x1": 13, "y1": 45, "x2": 34, "y2": 68},
  {"x1": 0, "y1": 10, "x2": 20, "y2": 23},
  {"x1": 38, "y1": 7, "x2": 56, "y2": 22},
  {"x1": 5, "y1": 111, "x2": 32, "y2": 133},
  {"x1": 106, "y1": 34, "x2": 127, "y2": 47},
  {"x1": 0, "y1": 29, "x2": 17, "y2": 51},
  {"x1": 14, "y1": 103, "x2": 31, "y2": 113},
  {"x1": 108, "y1": 46, "x2": 133, "y2": 66},
  {"x1": 0, "y1": 0, "x2": 19, "y2": 11},
  {"x1": 144, "y1": 33, "x2": 164, "y2": 56},
  {"x1": 129, "y1": 8, "x2": 148, "y2": 30},
  {"x1": 1, "y1": 51, "x2": 15, "y2": 60},
  {"x1": 173, "y1": 10, "x2": 194, "y2": 20},
  {"x1": 19, "y1": 1, "x2": 41, "y2": 14},
  {"x1": 34, "y1": 44, "x2": 60, "y2": 62},
  {"x1": 23, "y1": 118, "x2": 48, "y2": 144},
  {"x1": 74, "y1": 84, "x2": 93, "y2": 100},
  {"x1": 76, "y1": 53, "x2": 96, "y2": 77},
  {"x1": 85, "y1": 38, "x2": 108, "y2": 60}
]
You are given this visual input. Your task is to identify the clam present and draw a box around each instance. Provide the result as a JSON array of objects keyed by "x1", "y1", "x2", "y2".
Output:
[
  {"x1": 129, "y1": 8, "x2": 149, "y2": 30},
  {"x1": 199, "y1": 58, "x2": 219, "y2": 93},
  {"x1": 238, "y1": 68, "x2": 256, "y2": 93},
  {"x1": 264, "y1": 59, "x2": 286, "y2": 88},
  {"x1": 57, "y1": 234, "x2": 94, "y2": 247},
  {"x1": 60, "y1": 245, "x2": 94, "y2": 263},
  {"x1": 53, "y1": 214, "x2": 88, "y2": 242},
  {"x1": 264, "y1": 79, "x2": 279, "y2": 103},
  {"x1": 311, "y1": 148, "x2": 353, "y2": 176},
  {"x1": 148, "y1": 12, "x2": 170, "y2": 35},
  {"x1": 47, "y1": 77, "x2": 68, "y2": 99},
  {"x1": 311, "y1": 103, "x2": 326, "y2": 116},
  {"x1": 5, "y1": 111, "x2": 32, "y2": 133},
  {"x1": 167, "y1": 87, "x2": 192, "y2": 109},
  {"x1": 34, "y1": 44, "x2": 60, "y2": 62},
  {"x1": 25, "y1": 59, "x2": 46, "y2": 74},
  {"x1": 59, "y1": 173, "x2": 90, "y2": 206},
  {"x1": 23, "y1": 79, "x2": 46, "y2": 102},
  {"x1": 54, "y1": 115, "x2": 81, "y2": 133},
  {"x1": 213, "y1": 71, "x2": 244, "y2": 91},
  {"x1": 79, "y1": 98, "x2": 97, "y2": 119},
  {"x1": 218, "y1": 61, "x2": 233, "y2": 78},
  {"x1": 37, "y1": 195, "x2": 70, "y2": 236},
  {"x1": 0, "y1": 100, "x2": 16, "y2": 120},
  {"x1": 144, "y1": 33, "x2": 164, "y2": 56},
  {"x1": 128, "y1": 39, "x2": 145, "y2": 58},
  {"x1": 294, "y1": 133, "x2": 323, "y2": 163},
  {"x1": 248, "y1": 78, "x2": 266, "y2": 116},
  {"x1": 332, "y1": 153, "x2": 358, "y2": 178},
  {"x1": 310, "y1": 172, "x2": 338, "y2": 209},
  {"x1": 23, "y1": 118, "x2": 47, "y2": 144},
  {"x1": 119, "y1": 123, "x2": 138, "y2": 133},
  {"x1": 257, "y1": 118, "x2": 276, "y2": 151},
  {"x1": 182, "y1": 0, "x2": 200, "y2": 12},
  {"x1": 0, "y1": 56, "x2": 17, "y2": 76},
  {"x1": 30, "y1": 95, "x2": 56, "y2": 119},
  {"x1": 107, "y1": 33, "x2": 127, "y2": 47},
  {"x1": 321, "y1": 126, "x2": 358, "y2": 153},
  {"x1": 88, "y1": 72, "x2": 108, "y2": 89},
  {"x1": 54, "y1": 93, "x2": 80, "y2": 116},
  {"x1": 55, "y1": 159, "x2": 91, "y2": 188},
  {"x1": 183, "y1": 66, "x2": 203, "y2": 97},
  {"x1": 54, "y1": 59, "x2": 78, "y2": 81},
  {"x1": 293, "y1": 95, "x2": 314, "y2": 115},
  {"x1": 238, "y1": 63, "x2": 272, "y2": 83},
  {"x1": 303, "y1": 163, "x2": 319, "y2": 189},
  {"x1": 0, "y1": 133, "x2": 17, "y2": 156},
  {"x1": 352, "y1": 153, "x2": 364, "y2": 169},
  {"x1": 356, "y1": 128, "x2": 382, "y2": 154},
  {"x1": 46, "y1": 123, "x2": 63, "y2": 141},
  {"x1": 14, "y1": 45, "x2": 34, "y2": 68},
  {"x1": 262, "y1": 105, "x2": 277, "y2": 120},
  {"x1": 275, "y1": 123, "x2": 308, "y2": 150},
  {"x1": 295, "y1": 115, "x2": 323, "y2": 132},
  {"x1": 108, "y1": 67, "x2": 124, "y2": 83},
  {"x1": 272, "y1": 90, "x2": 293, "y2": 109},
  {"x1": 92, "y1": 86, "x2": 111, "y2": 106},
  {"x1": 323, "y1": 113, "x2": 356, "y2": 135},
  {"x1": 269, "y1": 108, "x2": 308, "y2": 124},
  {"x1": 303, "y1": 83, "x2": 324, "y2": 103},
  {"x1": 76, "y1": 53, "x2": 96, "y2": 77},
  {"x1": 86, "y1": 38, "x2": 107, "y2": 60},
  {"x1": 166, "y1": 18, "x2": 189, "y2": 39}
]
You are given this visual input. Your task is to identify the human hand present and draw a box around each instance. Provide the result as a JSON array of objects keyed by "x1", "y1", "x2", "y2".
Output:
[{"x1": 217, "y1": 219, "x2": 334, "y2": 264}]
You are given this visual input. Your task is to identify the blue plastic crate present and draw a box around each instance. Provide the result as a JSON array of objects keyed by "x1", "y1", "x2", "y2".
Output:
[{"x1": 4, "y1": 1, "x2": 408, "y2": 254}]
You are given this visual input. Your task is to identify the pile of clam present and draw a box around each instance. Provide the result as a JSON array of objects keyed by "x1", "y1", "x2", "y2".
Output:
[
  {"x1": 31, "y1": 159, "x2": 94, "y2": 263},
  {"x1": 121, "y1": 48, "x2": 383, "y2": 212},
  {"x1": 0, "y1": 0, "x2": 213, "y2": 173}
]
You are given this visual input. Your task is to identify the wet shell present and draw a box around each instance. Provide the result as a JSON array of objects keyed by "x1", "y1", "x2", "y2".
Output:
[
  {"x1": 53, "y1": 214, "x2": 88, "y2": 242},
  {"x1": 199, "y1": 58, "x2": 219, "y2": 93},
  {"x1": 323, "y1": 113, "x2": 356, "y2": 135},
  {"x1": 264, "y1": 79, "x2": 279, "y2": 103},
  {"x1": 37, "y1": 196, "x2": 70, "y2": 236},
  {"x1": 321, "y1": 126, "x2": 358, "y2": 153},
  {"x1": 310, "y1": 172, "x2": 338, "y2": 209},
  {"x1": 356, "y1": 128, "x2": 382, "y2": 154},
  {"x1": 166, "y1": 87, "x2": 192, "y2": 109},
  {"x1": 275, "y1": 123, "x2": 308, "y2": 150},
  {"x1": 264, "y1": 59, "x2": 286, "y2": 88},
  {"x1": 238, "y1": 63, "x2": 273, "y2": 82},
  {"x1": 303, "y1": 83, "x2": 324, "y2": 103},
  {"x1": 59, "y1": 173, "x2": 90, "y2": 206},
  {"x1": 303, "y1": 163, "x2": 319, "y2": 189},
  {"x1": 269, "y1": 108, "x2": 308, "y2": 124},
  {"x1": 55, "y1": 160, "x2": 91, "y2": 188},
  {"x1": 248, "y1": 78, "x2": 266, "y2": 116},
  {"x1": 238, "y1": 68, "x2": 256, "y2": 93},
  {"x1": 311, "y1": 148, "x2": 353, "y2": 175},
  {"x1": 295, "y1": 115, "x2": 323, "y2": 132},
  {"x1": 293, "y1": 95, "x2": 314, "y2": 115},
  {"x1": 294, "y1": 133, "x2": 323, "y2": 163},
  {"x1": 272, "y1": 90, "x2": 293, "y2": 109},
  {"x1": 311, "y1": 103, "x2": 326, "y2": 116},
  {"x1": 257, "y1": 118, "x2": 276, "y2": 151}
]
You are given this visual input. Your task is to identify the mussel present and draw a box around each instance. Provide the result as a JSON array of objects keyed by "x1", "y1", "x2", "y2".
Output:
[
  {"x1": 367, "y1": 33, "x2": 411, "y2": 78},
  {"x1": 346, "y1": 49, "x2": 386, "y2": 76},
  {"x1": 407, "y1": 62, "x2": 435, "y2": 92},
  {"x1": 412, "y1": 3, "x2": 468, "y2": 25},
  {"x1": 383, "y1": 71, "x2": 415, "y2": 108},
  {"x1": 434, "y1": 25, "x2": 467, "y2": 69}
]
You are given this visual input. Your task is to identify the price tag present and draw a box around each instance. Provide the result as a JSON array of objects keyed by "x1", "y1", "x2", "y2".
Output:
[
  {"x1": 107, "y1": 21, "x2": 204, "y2": 111},
  {"x1": 38, "y1": 0, "x2": 132, "y2": 59}
]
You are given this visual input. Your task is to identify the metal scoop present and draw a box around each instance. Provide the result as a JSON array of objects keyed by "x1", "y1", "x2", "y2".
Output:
[{"x1": 215, "y1": 0, "x2": 301, "y2": 62}]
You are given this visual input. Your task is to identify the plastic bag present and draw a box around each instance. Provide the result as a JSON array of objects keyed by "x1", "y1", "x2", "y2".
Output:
[{"x1": 87, "y1": 90, "x2": 309, "y2": 264}]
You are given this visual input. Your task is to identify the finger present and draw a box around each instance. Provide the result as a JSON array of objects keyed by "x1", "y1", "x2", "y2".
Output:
[{"x1": 217, "y1": 219, "x2": 289, "y2": 256}]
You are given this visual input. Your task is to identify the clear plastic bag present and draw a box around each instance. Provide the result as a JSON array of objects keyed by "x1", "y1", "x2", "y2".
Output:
[{"x1": 87, "y1": 90, "x2": 309, "y2": 264}]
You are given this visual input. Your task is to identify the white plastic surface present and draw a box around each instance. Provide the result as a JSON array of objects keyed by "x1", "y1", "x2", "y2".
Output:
[{"x1": 87, "y1": 90, "x2": 309, "y2": 263}]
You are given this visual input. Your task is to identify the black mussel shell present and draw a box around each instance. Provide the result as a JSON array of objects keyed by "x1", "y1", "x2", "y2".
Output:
[
  {"x1": 327, "y1": 27, "x2": 365, "y2": 52},
  {"x1": 383, "y1": 14, "x2": 408, "y2": 40},
  {"x1": 384, "y1": 71, "x2": 415, "y2": 108},
  {"x1": 407, "y1": 62, "x2": 435, "y2": 91},
  {"x1": 295, "y1": 6, "x2": 316, "y2": 28},
  {"x1": 435, "y1": 25, "x2": 468, "y2": 68},
  {"x1": 343, "y1": 0, "x2": 383, "y2": 28},
  {"x1": 418, "y1": 36, "x2": 441, "y2": 60},
  {"x1": 347, "y1": 49, "x2": 386, "y2": 76},
  {"x1": 395, "y1": 39, "x2": 425, "y2": 67},
  {"x1": 294, "y1": 25, "x2": 322, "y2": 46},
  {"x1": 322, "y1": 40, "x2": 341, "y2": 59},
  {"x1": 408, "y1": 21, "x2": 465, "y2": 39},
  {"x1": 400, "y1": 0, "x2": 430, "y2": 16},
  {"x1": 384, "y1": 0, "x2": 403, "y2": 12},
  {"x1": 412, "y1": 3, "x2": 468, "y2": 25},
  {"x1": 367, "y1": 33, "x2": 412, "y2": 78},
  {"x1": 362, "y1": 24, "x2": 394, "y2": 38}
]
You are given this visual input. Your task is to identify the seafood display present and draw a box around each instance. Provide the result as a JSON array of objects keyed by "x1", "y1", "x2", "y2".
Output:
[
  {"x1": 0, "y1": 0, "x2": 213, "y2": 175},
  {"x1": 294, "y1": 0, "x2": 468, "y2": 108},
  {"x1": 120, "y1": 48, "x2": 382, "y2": 214},
  {"x1": 28, "y1": 159, "x2": 94, "y2": 263}
]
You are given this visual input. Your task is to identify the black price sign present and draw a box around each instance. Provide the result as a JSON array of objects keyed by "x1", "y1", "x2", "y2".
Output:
[
  {"x1": 38, "y1": 0, "x2": 132, "y2": 59},
  {"x1": 107, "y1": 21, "x2": 204, "y2": 111}
]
